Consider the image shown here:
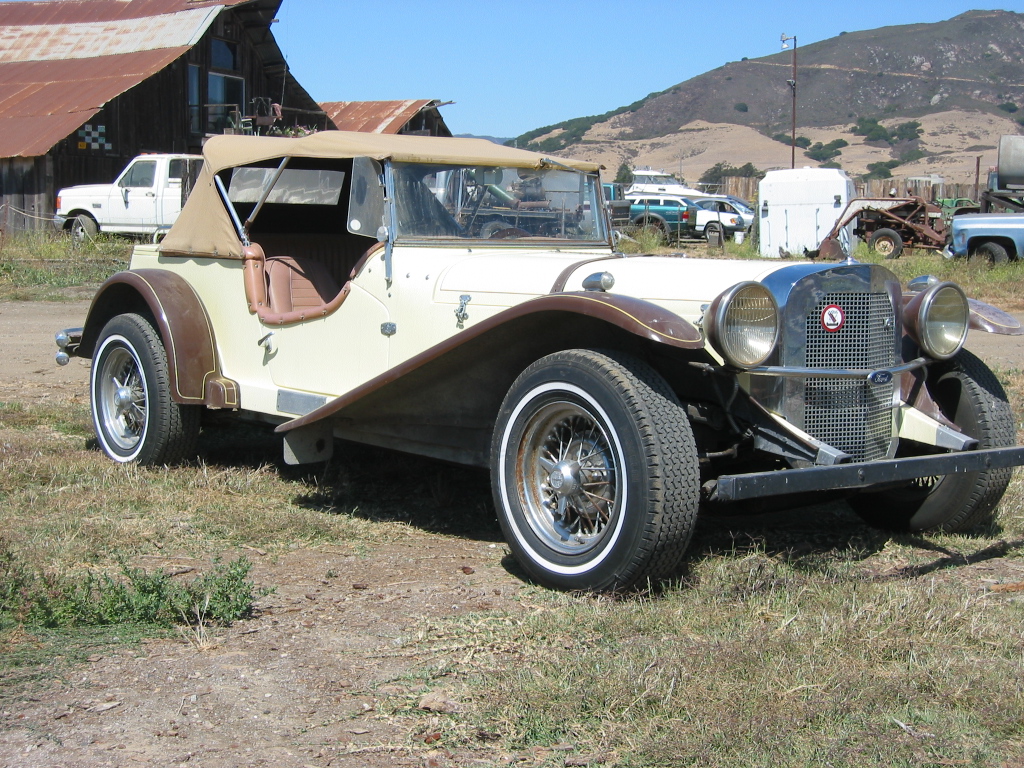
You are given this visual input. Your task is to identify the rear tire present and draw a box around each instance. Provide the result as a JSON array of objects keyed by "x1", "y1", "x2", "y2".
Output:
[
  {"x1": 868, "y1": 227, "x2": 904, "y2": 259},
  {"x1": 91, "y1": 313, "x2": 200, "y2": 465},
  {"x1": 849, "y1": 349, "x2": 1014, "y2": 532},
  {"x1": 491, "y1": 349, "x2": 699, "y2": 591}
]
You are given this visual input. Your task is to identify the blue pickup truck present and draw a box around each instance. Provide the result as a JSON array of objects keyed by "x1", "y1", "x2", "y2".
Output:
[{"x1": 944, "y1": 213, "x2": 1024, "y2": 263}]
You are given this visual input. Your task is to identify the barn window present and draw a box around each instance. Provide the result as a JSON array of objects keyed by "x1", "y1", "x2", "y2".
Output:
[{"x1": 211, "y1": 39, "x2": 238, "y2": 71}]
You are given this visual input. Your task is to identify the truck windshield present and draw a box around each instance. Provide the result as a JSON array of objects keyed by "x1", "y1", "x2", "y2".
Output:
[{"x1": 391, "y1": 163, "x2": 606, "y2": 243}]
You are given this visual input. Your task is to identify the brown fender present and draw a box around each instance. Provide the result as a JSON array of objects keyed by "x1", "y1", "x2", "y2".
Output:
[
  {"x1": 967, "y1": 298, "x2": 1024, "y2": 335},
  {"x1": 79, "y1": 270, "x2": 238, "y2": 408},
  {"x1": 278, "y1": 291, "x2": 704, "y2": 434}
]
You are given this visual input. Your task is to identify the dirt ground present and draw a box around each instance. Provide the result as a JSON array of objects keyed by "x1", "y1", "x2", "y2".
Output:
[{"x1": 1, "y1": 299, "x2": 1023, "y2": 768}]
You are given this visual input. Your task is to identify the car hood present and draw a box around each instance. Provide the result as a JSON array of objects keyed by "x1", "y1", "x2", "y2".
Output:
[
  {"x1": 58, "y1": 184, "x2": 113, "y2": 199},
  {"x1": 437, "y1": 250, "x2": 804, "y2": 311}
]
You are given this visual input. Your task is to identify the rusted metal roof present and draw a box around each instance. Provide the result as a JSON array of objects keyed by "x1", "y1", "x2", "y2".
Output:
[
  {"x1": 320, "y1": 100, "x2": 451, "y2": 135},
  {"x1": 0, "y1": 0, "x2": 273, "y2": 157},
  {"x1": 0, "y1": 48, "x2": 188, "y2": 157},
  {"x1": 0, "y1": 0, "x2": 253, "y2": 26}
]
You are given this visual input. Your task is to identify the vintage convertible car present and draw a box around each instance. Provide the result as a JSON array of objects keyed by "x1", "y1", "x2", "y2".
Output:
[{"x1": 56, "y1": 132, "x2": 1024, "y2": 591}]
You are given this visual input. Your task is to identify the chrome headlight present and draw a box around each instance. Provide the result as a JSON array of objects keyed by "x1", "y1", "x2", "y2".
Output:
[
  {"x1": 904, "y1": 281, "x2": 969, "y2": 360},
  {"x1": 705, "y1": 281, "x2": 779, "y2": 369}
]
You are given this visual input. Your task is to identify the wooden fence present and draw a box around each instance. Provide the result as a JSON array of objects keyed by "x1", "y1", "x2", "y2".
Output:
[{"x1": 719, "y1": 176, "x2": 983, "y2": 204}]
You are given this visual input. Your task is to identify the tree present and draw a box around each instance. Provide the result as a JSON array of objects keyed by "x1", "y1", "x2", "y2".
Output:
[
  {"x1": 614, "y1": 163, "x2": 633, "y2": 185},
  {"x1": 892, "y1": 121, "x2": 923, "y2": 142},
  {"x1": 863, "y1": 160, "x2": 901, "y2": 180},
  {"x1": 734, "y1": 103, "x2": 749, "y2": 113},
  {"x1": 699, "y1": 162, "x2": 761, "y2": 185},
  {"x1": 852, "y1": 117, "x2": 891, "y2": 143},
  {"x1": 805, "y1": 139, "x2": 848, "y2": 162}
]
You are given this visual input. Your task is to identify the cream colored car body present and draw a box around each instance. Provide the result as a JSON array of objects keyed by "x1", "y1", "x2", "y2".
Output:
[{"x1": 130, "y1": 241, "x2": 800, "y2": 421}]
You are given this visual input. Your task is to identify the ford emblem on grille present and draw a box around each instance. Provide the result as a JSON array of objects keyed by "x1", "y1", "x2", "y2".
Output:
[
  {"x1": 821, "y1": 304, "x2": 845, "y2": 332},
  {"x1": 868, "y1": 370, "x2": 894, "y2": 385}
]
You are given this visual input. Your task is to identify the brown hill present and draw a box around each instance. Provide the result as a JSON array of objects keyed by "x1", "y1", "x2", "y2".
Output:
[{"x1": 515, "y1": 10, "x2": 1024, "y2": 183}]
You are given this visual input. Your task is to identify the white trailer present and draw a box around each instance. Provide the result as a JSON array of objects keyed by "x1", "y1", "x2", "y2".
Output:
[{"x1": 758, "y1": 168, "x2": 856, "y2": 258}]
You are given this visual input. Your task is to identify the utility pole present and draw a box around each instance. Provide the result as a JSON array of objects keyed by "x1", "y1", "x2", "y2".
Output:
[{"x1": 781, "y1": 34, "x2": 797, "y2": 169}]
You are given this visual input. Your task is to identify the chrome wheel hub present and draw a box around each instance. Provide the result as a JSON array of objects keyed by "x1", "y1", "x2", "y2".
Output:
[
  {"x1": 113, "y1": 386, "x2": 135, "y2": 415},
  {"x1": 548, "y1": 461, "x2": 580, "y2": 497}
]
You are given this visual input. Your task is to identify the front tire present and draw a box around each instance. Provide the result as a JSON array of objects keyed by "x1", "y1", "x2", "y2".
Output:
[
  {"x1": 849, "y1": 349, "x2": 1014, "y2": 532},
  {"x1": 868, "y1": 227, "x2": 904, "y2": 259},
  {"x1": 91, "y1": 313, "x2": 200, "y2": 465},
  {"x1": 70, "y1": 214, "x2": 98, "y2": 245},
  {"x1": 491, "y1": 349, "x2": 700, "y2": 591},
  {"x1": 970, "y1": 241, "x2": 1009, "y2": 264}
]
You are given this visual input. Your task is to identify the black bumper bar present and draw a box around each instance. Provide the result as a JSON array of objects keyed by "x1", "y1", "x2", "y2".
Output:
[{"x1": 711, "y1": 446, "x2": 1024, "y2": 503}]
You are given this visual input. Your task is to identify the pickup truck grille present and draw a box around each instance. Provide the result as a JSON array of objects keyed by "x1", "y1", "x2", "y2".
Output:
[{"x1": 803, "y1": 292, "x2": 896, "y2": 462}]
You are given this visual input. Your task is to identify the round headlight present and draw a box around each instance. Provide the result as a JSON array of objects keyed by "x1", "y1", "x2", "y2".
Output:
[
  {"x1": 705, "y1": 282, "x2": 779, "y2": 369},
  {"x1": 906, "y1": 281, "x2": 969, "y2": 360}
]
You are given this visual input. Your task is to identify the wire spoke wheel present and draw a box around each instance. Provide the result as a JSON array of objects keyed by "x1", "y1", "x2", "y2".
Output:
[
  {"x1": 518, "y1": 400, "x2": 621, "y2": 556},
  {"x1": 96, "y1": 345, "x2": 149, "y2": 452}
]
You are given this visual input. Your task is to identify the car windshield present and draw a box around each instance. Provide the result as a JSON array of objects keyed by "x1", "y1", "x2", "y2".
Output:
[
  {"x1": 634, "y1": 174, "x2": 681, "y2": 187},
  {"x1": 391, "y1": 163, "x2": 606, "y2": 242}
]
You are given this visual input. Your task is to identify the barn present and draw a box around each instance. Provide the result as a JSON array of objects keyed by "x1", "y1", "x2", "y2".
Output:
[{"x1": 0, "y1": 0, "x2": 325, "y2": 231}]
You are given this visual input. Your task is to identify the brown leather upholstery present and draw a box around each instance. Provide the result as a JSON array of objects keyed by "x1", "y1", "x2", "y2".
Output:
[
  {"x1": 242, "y1": 244, "x2": 268, "y2": 313},
  {"x1": 265, "y1": 257, "x2": 340, "y2": 314},
  {"x1": 242, "y1": 242, "x2": 355, "y2": 326}
]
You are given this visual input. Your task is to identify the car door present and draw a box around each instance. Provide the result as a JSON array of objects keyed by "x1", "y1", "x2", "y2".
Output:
[{"x1": 107, "y1": 159, "x2": 159, "y2": 230}]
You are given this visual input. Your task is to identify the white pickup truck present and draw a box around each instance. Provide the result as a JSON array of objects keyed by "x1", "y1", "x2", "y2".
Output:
[{"x1": 54, "y1": 154, "x2": 201, "y2": 241}]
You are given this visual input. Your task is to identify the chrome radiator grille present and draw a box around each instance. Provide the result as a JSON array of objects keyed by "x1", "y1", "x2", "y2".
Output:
[{"x1": 803, "y1": 292, "x2": 896, "y2": 462}]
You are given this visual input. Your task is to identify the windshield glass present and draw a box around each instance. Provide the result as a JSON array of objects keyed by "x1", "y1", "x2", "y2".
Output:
[
  {"x1": 391, "y1": 163, "x2": 606, "y2": 242},
  {"x1": 634, "y1": 173, "x2": 678, "y2": 186}
]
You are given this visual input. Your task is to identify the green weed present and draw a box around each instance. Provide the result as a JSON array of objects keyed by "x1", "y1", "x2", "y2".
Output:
[{"x1": 0, "y1": 544, "x2": 270, "y2": 629}]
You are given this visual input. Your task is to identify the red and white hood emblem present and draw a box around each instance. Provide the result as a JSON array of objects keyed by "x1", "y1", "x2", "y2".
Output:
[{"x1": 821, "y1": 304, "x2": 845, "y2": 332}]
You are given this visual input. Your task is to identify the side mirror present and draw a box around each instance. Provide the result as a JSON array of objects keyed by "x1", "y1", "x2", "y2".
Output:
[{"x1": 376, "y1": 225, "x2": 389, "y2": 243}]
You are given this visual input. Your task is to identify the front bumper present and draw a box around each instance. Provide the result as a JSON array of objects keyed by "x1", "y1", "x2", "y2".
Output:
[
  {"x1": 55, "y1": 327, "x2": 83, "y2": 366},
  {"x1": 710, "y1": 445, "x2": 1024, "y2": 502}
]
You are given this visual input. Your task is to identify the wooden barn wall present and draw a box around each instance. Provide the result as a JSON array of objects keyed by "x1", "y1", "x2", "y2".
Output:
[
  {"x1": 0, "y1": 156, "x2": 53, "y2": 232},
  {"x1": 1, "y1": 7, "x2": 295, "y2": 232}
]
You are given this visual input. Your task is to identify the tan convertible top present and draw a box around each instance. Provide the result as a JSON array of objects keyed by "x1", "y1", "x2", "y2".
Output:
[{"x1": 161, "y1": 132, "x2": 601, "y2": 258}]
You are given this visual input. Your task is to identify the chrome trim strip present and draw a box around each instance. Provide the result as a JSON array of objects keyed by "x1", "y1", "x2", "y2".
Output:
[{"x1": 746, "y1": 357, "x2": 928, "y2": 379}]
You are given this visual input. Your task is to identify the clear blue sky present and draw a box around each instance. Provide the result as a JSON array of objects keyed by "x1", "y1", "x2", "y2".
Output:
[{"x1": 271, "y1": 1, "x2": 1017, "y2": 138}]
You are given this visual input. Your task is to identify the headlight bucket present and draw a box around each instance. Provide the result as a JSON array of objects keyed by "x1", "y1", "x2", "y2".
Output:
[
  {"x1": 705, "y1": 281, "x2": 780, "y2": 369},
  {"x1": 903, "y1": 281, "x2": 969, "y2": 360}
]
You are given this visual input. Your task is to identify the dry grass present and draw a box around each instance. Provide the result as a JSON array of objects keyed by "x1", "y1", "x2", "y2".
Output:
[
  {"x1": 407, "y1": 489, "x2": 1024, "y2": 766},
  {"x1": 0, "y1": 400, "x2": 422, "y2": 573},
  {"x1": 0, "y1": 230, "x2": 130, "y2": 300}
]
